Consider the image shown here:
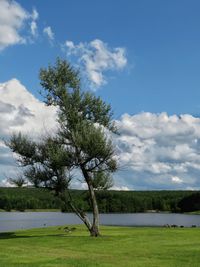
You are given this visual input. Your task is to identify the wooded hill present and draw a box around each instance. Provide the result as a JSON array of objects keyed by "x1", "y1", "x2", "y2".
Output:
[{"x1": 0, "y1": 187, "x2": 199, "y2": 213}]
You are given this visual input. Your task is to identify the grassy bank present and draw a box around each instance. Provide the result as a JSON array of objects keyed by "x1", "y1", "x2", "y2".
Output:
[
  {"x1": 0, "y1": 226, "x2": 199, "y2": 266},
  {"x1": 0, "y1": 209, "x2": 60, "y2": 212},
  {"x1": 187, "y1": 210, "x2": 200, "y2": 215}
]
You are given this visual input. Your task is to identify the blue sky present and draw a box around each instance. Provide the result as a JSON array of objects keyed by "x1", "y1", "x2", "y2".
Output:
[
  {"x1": 1, "y1": 0, "x2": 200, "y2": 190},
  {"x1": 2, "y1": 0, "x2": 200, "y2": 116}
]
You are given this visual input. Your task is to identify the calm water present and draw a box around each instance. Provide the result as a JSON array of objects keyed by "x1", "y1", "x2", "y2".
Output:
[{"x1": 0, "y1": 212, "x2": 200, "y2": 232}]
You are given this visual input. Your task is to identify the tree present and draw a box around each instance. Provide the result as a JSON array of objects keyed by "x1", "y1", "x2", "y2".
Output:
[
  {"x1": 7, "y1": 59, "x2": 117, "y2": 237},
  {"x1": 178, "y1": 193, "x2": 200, "y2": 212},
  {"x1": 92, "y1": 172, "x2": 114, "y2": 190},
  {"x1": 8, "y1": 176, "x2": 27, "y2": 187}
]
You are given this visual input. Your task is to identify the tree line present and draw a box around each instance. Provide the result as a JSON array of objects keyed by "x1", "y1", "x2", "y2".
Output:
[{"x1": 0, "y1": 187, "x2": 199, "y2": 213}]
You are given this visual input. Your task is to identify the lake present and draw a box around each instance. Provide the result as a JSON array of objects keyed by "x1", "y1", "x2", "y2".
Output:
[{"x1": 0, "y1": 212, "x2": 200, "y2": 232}]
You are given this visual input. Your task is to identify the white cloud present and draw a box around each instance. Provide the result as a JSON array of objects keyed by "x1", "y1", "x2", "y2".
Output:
[
  {"x1": 31, "y1": 8, "x2": 39, "y2": 21},
  {"x1": 0, "y1": 178, "x2": 13, "y2": 187},
  {"x1": 43, "y1": 26, "x2": 54, "y2": 41},
  {"x1": 115, "y1": 112, "x2": 200, "y2": 189},
  {"x1": 0, "y1": 79, "x2": 57, "y2": 180},
  {"x1": 2, "y1": 82, "x2": 200, "y2": 190},
  {"x1": 0, "y1": 0, "x2": 28, "y2": 50},
  {"x1": 0, "y1": 79, "x2": 57, "y2": 136},
  {"x1": 111, "y1": 186, "x2": 130, "y2": 191},
  {"x1": 65, "y1": 40, "x2": 74, "y2": 49},
  {"x1": 29, "y1": 7, "x2": 38, "y2": 38},
  {"x1": 171, "y1": 176, "x2": 183, "y2": 184},
  {"x1": 0, "y1": 0, "x2": 39, "y2": 50},
  {"x1": 65, "y1": 39, "x2": 127, "y2": 89},
  {"x1": 30, "y1": 21, "x2": 37, "y2": 37}
]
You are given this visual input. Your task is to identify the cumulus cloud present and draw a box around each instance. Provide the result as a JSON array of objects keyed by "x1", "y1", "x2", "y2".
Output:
[
  {"x1": 0, "y1": 0, "x2": 28, "y2": 50},
  {"x1": 2, "y1": 81, "x2": 200, "y2": 190},
  {"x1": 0, "y1": 79, "x2": 57, "y2": 136},
  {"x1": 64, "y1": 39, "x2": 127, "y2": 89},
  {"x1": 0, "y1": 178, "x2": 13, "y2": 187},
  {"x1": 115, "y1": 112, "x2": 200, "y2": 189},
  {"x1": 0, "y1": 0, "x2": 39, "y2": 50},
  {"x1": 43, "y1": 26, "x2": 54, "y2": 42},
  {"x1": 0, "y1": 79, "x2": 57, "y2": 180}
]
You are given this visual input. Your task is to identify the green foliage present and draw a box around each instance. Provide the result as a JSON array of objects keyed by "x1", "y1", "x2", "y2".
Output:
[
  {"x1": 92, "y1": 172, "x2": 114, "y2": 190},
  {"x1": 178, "y1": 193, "x2": 200, "y2": 212},
  {"x1": 40, "y1": 58, "x2": 80, "y2": 107},
  {"x1": 0, "y1": 188, "x2": 62, "y2": 211},
  {"x1": 7, "y1": 133, "x2": 36, "y2": 166},
  {"x1": 40, "y1": 58, "x2": 116, "y2": 133},
  {"x1": 7, "y1": 59, "x2": 117, "y2": 193},
  {"x1": 0, "y1": 188, "x2": 198, "y2": 213}
]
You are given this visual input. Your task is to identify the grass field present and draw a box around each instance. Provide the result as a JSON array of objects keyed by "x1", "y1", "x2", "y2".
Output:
[{"x1": 0, "y1": 225, "x2": 199, "y2": 267}]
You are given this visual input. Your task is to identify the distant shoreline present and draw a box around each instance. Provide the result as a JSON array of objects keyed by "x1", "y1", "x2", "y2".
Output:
[
  {"x1": 0, "y1": 188, "x2": 199, "y2": 213},
  {"x1": 0, "y1": 209, "x2": 60, "y2": 212},
  {"x1": 0, "y1": 209, "x2": 200, "y2": 215}
]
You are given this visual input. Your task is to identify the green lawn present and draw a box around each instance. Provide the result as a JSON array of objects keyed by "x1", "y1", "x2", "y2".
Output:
[{"x1": 0, "y1": 225, "x2": 199, "y2": 267}]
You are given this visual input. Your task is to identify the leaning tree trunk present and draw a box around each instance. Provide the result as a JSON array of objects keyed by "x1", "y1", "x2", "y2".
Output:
[
  {"x1": 81, "y1": 166, "x2": 100, "y2": 237},
  {"x1": 61, "y1": 190, "x2": 93, "y2": 233}
]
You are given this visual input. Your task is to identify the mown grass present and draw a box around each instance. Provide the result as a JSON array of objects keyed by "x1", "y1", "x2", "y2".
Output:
[{"x1": 0, "y1": 225, "x2": 199, "y2": 267}]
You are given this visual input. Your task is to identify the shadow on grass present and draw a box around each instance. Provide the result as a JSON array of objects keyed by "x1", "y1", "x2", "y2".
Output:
[
  {"x1": 0, "y1": 231, "x2": 107, "y2": 240},
  {"x1": 0, "y1": 232, "x2": 66, "y2": 239},
  {"x1": 0, "y1": 226, "x2": 82, "y2": 239}
]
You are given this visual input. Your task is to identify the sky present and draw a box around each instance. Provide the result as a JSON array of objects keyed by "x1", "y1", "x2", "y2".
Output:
[{"x1": 1, "y1": 0, "x2": 200, "y2": 190}]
